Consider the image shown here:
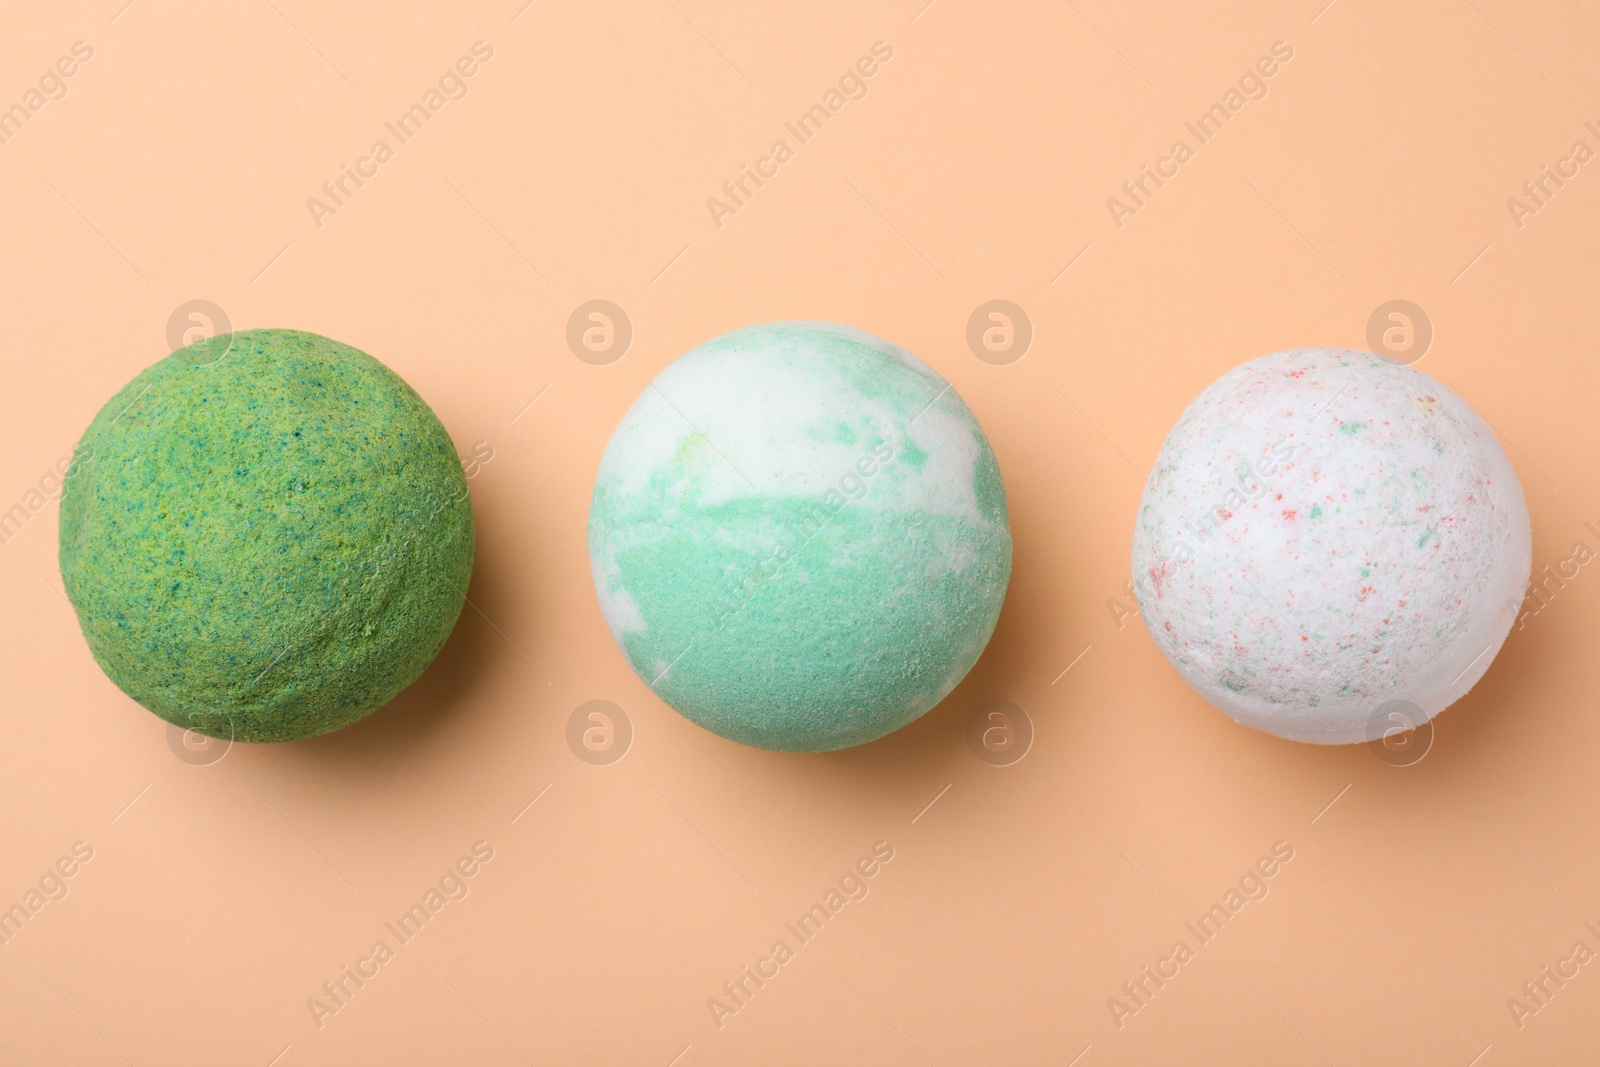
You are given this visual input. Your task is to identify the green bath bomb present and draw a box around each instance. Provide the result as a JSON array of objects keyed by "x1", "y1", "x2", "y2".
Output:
[
  {"x1": 60, "y1": 329, "x2": 474, "y2": 743},
  {"x1": 588, "y1": 321, "x2": 1012, "y2": 752}
]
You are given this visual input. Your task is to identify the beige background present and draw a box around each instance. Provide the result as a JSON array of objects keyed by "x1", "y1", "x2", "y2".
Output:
[{"x1": 2, "y1": 1, "x2": 1598, "y2": 1063}]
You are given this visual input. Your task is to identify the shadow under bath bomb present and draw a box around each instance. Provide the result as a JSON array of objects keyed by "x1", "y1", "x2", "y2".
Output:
[
  {"x1": 59, "y1": 329, "x2": 475, "y2": 743},
  {"x1": 587, "y1": 321, "x2": 1012, "y2": 752},
  {"x1": 1131, "y1": 347, "x2": 1531, "y2": 744}
]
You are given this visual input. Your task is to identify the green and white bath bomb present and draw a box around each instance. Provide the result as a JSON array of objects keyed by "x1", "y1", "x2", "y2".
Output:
[
  {"x1": 1132, "y1": 347, "x2": 1531, "y2": 743},
  {"x1": 60, "y1": 329, "x2": 474, "y2": 743},
  {"x1": 588, "y1": 322, "x2": 1012, "y2": 752}
]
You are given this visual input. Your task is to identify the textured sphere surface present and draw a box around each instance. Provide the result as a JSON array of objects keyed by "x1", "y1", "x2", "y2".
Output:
[
  {"x1": 1132, "y1": 347, "x2": 1530, "y2": 744},
  {"x1": 60, "y1": 329, "x2": 474, "y2": 743},
  {"x1": 588, "y1": 322, "x2": 1012, "y2": 751}
]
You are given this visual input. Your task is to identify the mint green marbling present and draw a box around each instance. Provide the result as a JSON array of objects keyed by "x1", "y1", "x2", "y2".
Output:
[{"x1": 588, "y1": 322, "x2": 1011, "y2": 751}]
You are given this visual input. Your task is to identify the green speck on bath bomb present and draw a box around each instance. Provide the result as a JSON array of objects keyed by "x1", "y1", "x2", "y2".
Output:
[{"x1": 59, "y1": 329, "x2": 474, "y2": 742}]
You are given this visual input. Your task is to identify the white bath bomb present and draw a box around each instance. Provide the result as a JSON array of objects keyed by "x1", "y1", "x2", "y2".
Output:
[{"x1": 1131, "y1": 348, "x2": 1531, "y2": 743}]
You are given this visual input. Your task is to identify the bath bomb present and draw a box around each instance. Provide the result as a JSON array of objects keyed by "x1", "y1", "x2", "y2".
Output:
[
  {"x1": 60, "y1": 329, "x2": 474, "y2": 743},
  {"x1": 1131, "y1": 348, "x2": 1530, "y2": 743},
  {"x1": 588, "y1": 321, "x2": 1012, "y2": 752}
]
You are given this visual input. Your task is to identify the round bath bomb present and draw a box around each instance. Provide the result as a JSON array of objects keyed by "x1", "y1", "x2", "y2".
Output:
[
  {"x1": 60, "y1": 329, "x2": 474, "y2": 743},
  {"x1": 588, "y1": 321, "x2": 1012, "y2": 752},
  {"x1": 1131, "y1": 347, "x2": 1530, "y2": 744}
]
